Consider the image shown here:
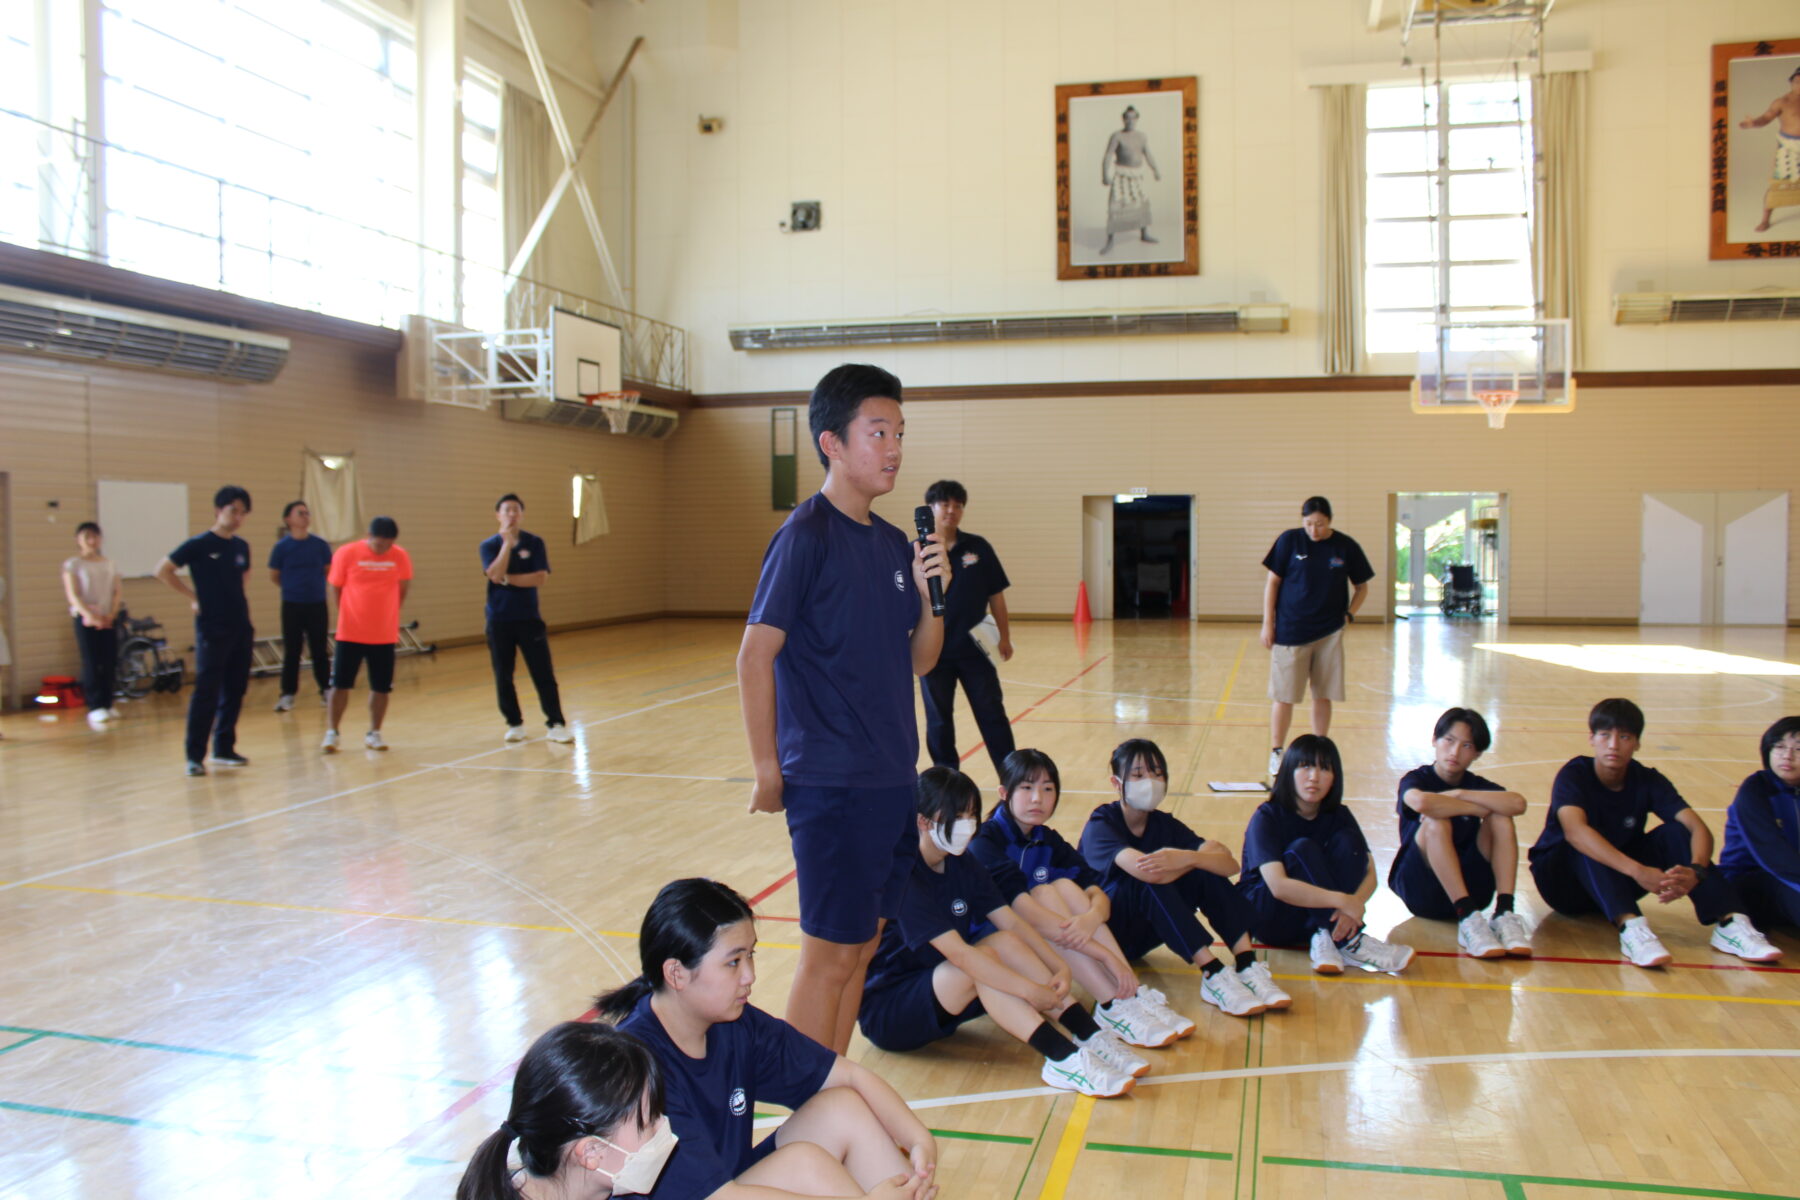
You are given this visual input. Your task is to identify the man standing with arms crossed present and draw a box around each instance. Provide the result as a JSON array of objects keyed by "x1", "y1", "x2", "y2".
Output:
[
  {"x1": 481, "y1": 493, "x2": 574, "y2": 745},
  {"x1": 737, "y1": 363, "x2": 950, "y2": 1054},
  {"x1": 156, "y1": 486, "x2": 255, "y2": 777}
]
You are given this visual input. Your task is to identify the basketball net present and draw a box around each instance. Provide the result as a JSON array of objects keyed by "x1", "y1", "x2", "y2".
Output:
[
  {"x1": 1476, "y1": 389, "x2": 1518, "y2": 430},
  {"x1": 579, "y1": 390, "x2": 643, "y2": 434}
]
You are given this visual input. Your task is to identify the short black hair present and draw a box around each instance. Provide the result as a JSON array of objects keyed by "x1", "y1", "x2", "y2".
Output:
[
  {"x1": 808, "y1": 363, "x2": 901, "y2": 468},
  {"x1": 214, "y1": 485, "x2": 251, "y2": 512},
  {"x1": 369, "y1": 516, "x2": 399, "y2": 539},
  {"x1": 1588, "y1": 698, "x2": 1645, "y2": 739},
  {"x1": 496, "y1": 493, "x2": 523, "y2": 511},
  {"x1": 75, "y1": 521, "x2": 101, "y2": 537},
  {"x1": 282, "y1": 500, "x2": 307, "y2": 520},
  {"x1": 1760, "y1": 716, "x2": 1800, "y2": 772},
  {"x1": 1301, "y1": 496, "x2": 1332, "y2": 519},
  {"x1": 1270, "y1": 735, "x2": 1346, "y2": 814},
  {"x1": 925, "y1": 480, "x2": 967, "y2": 506},
  {"x1": 996, "y1": 748, "x2": 1061, "y2": 820},
  {"x1": 1110, "y1": 738, "x2": 1168, "y2": 783},
  {"x1": 1433, "y1": 707, "x2": 1492, "y2": 753},
  {"x1": 917, "y1": 765, "x2": 981, "y2": 840}
]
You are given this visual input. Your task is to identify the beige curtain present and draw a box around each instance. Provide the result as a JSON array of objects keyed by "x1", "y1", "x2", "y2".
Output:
[
  {"x1": 575, "y1": 473, "x2": 608, "y2": 544},
  {"x1": 1533, "y1": 71, "x2": 1585, "y2": 368},
  {"x1": 1320, "y1": 83, "x2": 1366, "y2": 375},
  {"x1": 501, "y1": 83, "x2": 553, "y2": 328},
  {"x1": 303, "y1": 451, "x2": 362, "y2": 545}
]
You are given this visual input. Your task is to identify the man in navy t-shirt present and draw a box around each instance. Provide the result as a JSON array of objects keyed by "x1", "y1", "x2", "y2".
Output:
[
  {"x1": 479, "y1": 493, "x2": 571, "y2": 745},
  {"x1": 1527, "y1": 697, "x2": 1778, "y2": 968},
  {"x1": 155, "y1": 485, "x2": 255, "y2": 776},
  {"x1": 1259, "y1": 496, "x2": 1372, "y2": 777},
  {"x1": 918, "y1": 479, "x2": 1016, "y2": 780},
  {"x1": 266, "y1": 499, "x2": 332, "y2": 708},
  {"x1": 737, "y1": 363, "x2": 951, "y2": 1055}
]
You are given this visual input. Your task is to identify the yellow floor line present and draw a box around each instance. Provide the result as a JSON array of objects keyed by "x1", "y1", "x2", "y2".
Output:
[
  {"x1": 1036, "y1": 1094, "x2": 1095, "y2": 1200},
  {"x1": 1215, "y1": 637, "x2": 1248, "y2": 721}
]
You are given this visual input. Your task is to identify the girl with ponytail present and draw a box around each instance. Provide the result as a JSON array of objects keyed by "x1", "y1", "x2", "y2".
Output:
[
  {"x1": 454, "y1": 1021, "x2": 673, "y2": 1199},
  {"x1": 597, "y1": 877, "x2": 938, "y2": 1200}
]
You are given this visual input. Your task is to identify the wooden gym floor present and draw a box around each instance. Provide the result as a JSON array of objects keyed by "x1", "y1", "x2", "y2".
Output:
[{"x1": 2, "y1": 615, "x2": 1798, "y2": 1199}]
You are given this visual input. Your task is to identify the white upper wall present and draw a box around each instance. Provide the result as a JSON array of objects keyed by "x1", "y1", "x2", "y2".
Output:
[{"x1": 597, "y1": 0, "x2": 1800, "y2": 393}]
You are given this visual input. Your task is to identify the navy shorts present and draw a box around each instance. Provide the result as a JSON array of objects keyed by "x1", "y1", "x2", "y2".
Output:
[
  {"x1": 1388, "y1": 832, "x2": 1495, "y2": 921},
  {"x1": 783, "y1": 782, "x2": 916, "y2": 944},
  {"x1": 858, "y1": 967, "x2": 985, "y2": 1052}
]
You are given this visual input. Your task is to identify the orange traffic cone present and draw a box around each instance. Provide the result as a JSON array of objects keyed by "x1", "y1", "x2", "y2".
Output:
[{"x1": 1074, "y1": 580, "x2": 1093, "y2": 624}]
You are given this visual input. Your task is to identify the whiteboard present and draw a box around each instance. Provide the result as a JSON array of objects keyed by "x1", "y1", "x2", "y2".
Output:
[{"x1": 97, "y1": 481, "x2": 191, "y2": 578}]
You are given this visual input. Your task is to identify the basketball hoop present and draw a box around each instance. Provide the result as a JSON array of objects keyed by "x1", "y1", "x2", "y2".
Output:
[
  {"x1": 579, "y1": 390, "x2": 642, "y2": 434},
  {"x1": 1476, "y1": 389, "x2": 1519, "y2": 430}
]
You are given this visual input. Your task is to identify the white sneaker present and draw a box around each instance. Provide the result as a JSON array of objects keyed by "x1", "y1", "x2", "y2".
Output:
[
  {"x1": 1458, "y1": 911, "x2": 1506, "y2": 959},
  {"x1": 321, "y1": 729, "x2": 340, "y2": 754},
  {"x1": 1268, "y1": 748, "x2": 1284, "y2": 776},
  {"x1": 106, "y1": 707, "x2": 123, "y2": 720},
  {"x1": 1082, "y1": 1031, "x2": 1150, "y2": 1078},
  {"x1": 1040, "y1": 1044, "x2": 1133, "y2": 1098},
  {"x1": 1097, "y1": 995, "x2": 1181, "y2": 1048},
  {"x1": 364, "y1": 730, "x2": 388, "y2": 751},
  {"x1": 1711, "y1": 915, "x2": 1782, "y2": 963},
  {"x1": 1131, "y1": 985, "x2": 1196, "y2": 1039},
  {"x1": 1237, "y1": 960, "x2": 1292, "y2": 1010},
  {"x1": 1310, "y1": 928, "x2": 1344, "y2": 975},
  {"x1": 503, "y1": 724, "x2": 527, "y2": 743},
  {"x1": 1340, "y1": 931, "x2": 1414, "y2": 974},
  {"x1": 88, "y1": 710, "x2": 109, "y2": 729},
  {"x1": 1491, "y1": 911, "x2": 1533, "y2": 957},
  {"x1": 1619, "y1": 916, "x2": 1671, "y2": 968},
  {"x1": 546, "y1": 724, "x2": 574, "y2": 744},
  {"x1": 273, "y1": 694, "x2": 294, "y2": 712},
  {"x1": 1200, "y1": 963, "x2": 1267, "y2": 1016}
]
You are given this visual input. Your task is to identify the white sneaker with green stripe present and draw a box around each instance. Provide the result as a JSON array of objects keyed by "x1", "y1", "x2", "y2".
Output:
[{"x1": 1040, "y1": 1043, "x2": 1134, "y2": 1097}]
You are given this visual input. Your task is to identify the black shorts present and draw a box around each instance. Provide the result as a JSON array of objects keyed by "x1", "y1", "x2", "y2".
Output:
[{"x1": 331, "y1": 641, "x2": 395, "y2": 693}]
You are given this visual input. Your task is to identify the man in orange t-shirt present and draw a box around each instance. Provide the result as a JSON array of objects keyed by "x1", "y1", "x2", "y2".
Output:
[{"x1": 323, "y1": 516, "x2": 412, "y2": 753}]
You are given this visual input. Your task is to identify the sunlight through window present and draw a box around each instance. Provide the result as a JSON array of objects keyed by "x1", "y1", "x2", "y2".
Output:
[{"x1": 1474, "y1": 643, "x2": 1800, "y2": 676}]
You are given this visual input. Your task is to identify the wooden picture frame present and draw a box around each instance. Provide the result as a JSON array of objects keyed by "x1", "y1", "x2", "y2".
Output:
[
  {"x1": 1710, "y1": 38, "x2": 1800, "y2": 260},
  {"x1": 1056, "y1": 76, "x2": 1199, "y2": 279}
]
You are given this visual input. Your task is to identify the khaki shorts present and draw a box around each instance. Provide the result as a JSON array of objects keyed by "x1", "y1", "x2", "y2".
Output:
[{"x1": 1268, "y1": 628, "x2": 1345, "y2": 704}]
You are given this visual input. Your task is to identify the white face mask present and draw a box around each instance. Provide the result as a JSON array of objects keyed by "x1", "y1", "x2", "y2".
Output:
[
  {"x1": 931, "y1": 816, "x2": 979, "y2": 856},
  {"x1": 594, "y1": 1115, "x2": 678, "y2": 1195},
  {"x1": 1123, "y1": 776, "x2": 1166, "y2": 813}
]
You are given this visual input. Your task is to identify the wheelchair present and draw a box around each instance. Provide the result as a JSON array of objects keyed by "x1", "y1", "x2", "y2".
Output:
[
  {"x1": 1438, "y1": 563, "x2": 1485, "y2": 618},
  {"x1": 115, "y1": 609, "x2": 187, "y2": 699}
]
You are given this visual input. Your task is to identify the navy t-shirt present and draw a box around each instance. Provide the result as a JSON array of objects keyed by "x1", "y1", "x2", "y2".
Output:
[
  {"x1": 617, "y1": 995, "x2": 835, "y2": 1199},
  {"x1": 863, "y1": 852, "x2": 1009, "y2": 993},
  {"x1": 168, "y1": 532, "x2": 252, "y2": 634},
  {"x1": 1078, "y1": 800, "x2": 1205, "y2": 892},
  {"x1": 969, "y1": 805, "x2": 1097, "y2": 901},
  {"x1": 1720, "y1": 770, "x2": 1800, "y2": 888},
  {"x1": 479, "y1": 530, "x2": 550, "y2": 621},
  {"x1": 1261, "y1": 528, "x2": 1374, "y2": 646},
  {"x1": 1529, "y1": 757, "x2": 1689, "y2": 863},
  {"x1": 267, "y1": 534, "x2": 332, "y2": 604},
  {"x1": 746, "y1": 493, "x2": 920, "y2": 789},
  {"x1": 940, "y1": 532, "x2": 1010, "y2": 661},
  {"x1": 1394, "y1": 764, "x2": 1505, "y2": 851},
  {"x1": 1239, "y1": 800, "x2": 1370, "y2": 903}
]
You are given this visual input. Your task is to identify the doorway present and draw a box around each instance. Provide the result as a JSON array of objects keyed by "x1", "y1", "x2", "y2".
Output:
[
  {"x1": 1390, "y1": 492, "x2": 1504, "y2": 620},
  {"x1": 1112, "y1": 494, "x2": 1191, "y2": 619},
  {"x1": 1640, "y1": 491, "x2": 1788, "y2": 625}
]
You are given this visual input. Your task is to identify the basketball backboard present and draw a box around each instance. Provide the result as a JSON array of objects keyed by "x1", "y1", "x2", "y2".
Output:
[
  {"x1": 552, "y1": 307, "x2": 623, "y2": 402},
  {"x1": 1411, "y1": 319, "x2": 1574, "y2": 424}
]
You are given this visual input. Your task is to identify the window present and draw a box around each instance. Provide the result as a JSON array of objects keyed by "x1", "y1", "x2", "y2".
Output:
[
  {"x1": 461, "y1": 68, "x2": 504, "y2": 332},
  {"x1": 1364, "y1": 79, "x2": 1536, "y2": 355}
]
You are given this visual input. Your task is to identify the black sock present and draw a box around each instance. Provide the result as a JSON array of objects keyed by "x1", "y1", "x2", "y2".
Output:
[
  {"x1": 1234, "y1": 950, "x2": 1256, "y2": 972},
  {"x1": 1335, "y1": 927, "x2": 1363, "y2": 949},
  {"x1": 1028, "y1": 1022, "x2": 1080, "y2": 1062},
  {"x1": 1493, "y1": 893, "x2": 1515, "y2": 916},
  {"x1": 1718, "y1": 914, "x2": 1735, "y2": 928},
  {"x1": 1615, "y1": 907, "x2": 1642, "y2": 930},
  {"x1": 1058, "y1": 1003, "x2": 1100, "y2": 1042},
  {"x1": 1199, "y1": 957, "x2": 1225, "y2": 977},
  {"x1": 1452, "y1": 895, "x2": 1479, "y2": 921}
]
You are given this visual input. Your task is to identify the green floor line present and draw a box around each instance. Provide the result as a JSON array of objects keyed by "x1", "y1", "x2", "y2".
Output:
[
  {"x1": 1230, "y1": 1016, "x2": 1253, "y2": 1199},
  {"x1": 0, "y1": 1099, "x2": 454, "y2": 1166},
  {"x1": 1264, "y1": 1155, "x2": 1800, "y2": 1200},
  {"x1": 1085, "y1": 1142, "x2": 1232, "y2": 1161},
  {"x1": 1010, "y1": 1095, "x2": 1058, "y2": 1200},
  {"x1": 934, "y1": 1128, "x2": 1036, "y2": 1146},
  {"x1": 1248, "y1": 1011, "x2": 1266, "y2": 1200},
  {"x1": 0, "y1": 1023, "x2": 476, "y2": 1090}
]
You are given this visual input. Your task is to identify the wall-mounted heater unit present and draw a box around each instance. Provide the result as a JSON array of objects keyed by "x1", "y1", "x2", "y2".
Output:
[
  {"x1": 729, "y1": 304, "x2": 1289, "y2": 351},
  {"x1": 1613, "y1": 291, "x2": 1800, "y2": 325},
  {"x1": 0, "y1": 283, "x2": 290, "y2": 382}
]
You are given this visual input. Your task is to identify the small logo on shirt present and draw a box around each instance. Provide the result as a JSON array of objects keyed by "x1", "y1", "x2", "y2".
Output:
[
  {"x1": 728, "y1": 1087, "x2": 747, "y2": 1116},
  {"x1": 893, "y1": 570, "x2": 905, "y2": 591},
  {"x1": 1033, "y1": 866, "x2": 1049, "y2": 882},
  {"x1": 208, "y1": 552, "x2": 222, "y2": 560},
  {"x1": 236, "y1": 556, "x2": 247, "y2": 568},
  {"x1": 951, "y1": 898, "x2": 968, "y2": 917},
  {"x1": 1623, "y1": 816, "x2": 1637, "y2": 830},
  {"x1": 1295, "y1": 553, "x2": 1308, "y2": 561},
  {"x1": 518, "y1": 548, "x2": 531, "y2": 559},
  {"x1": 962, "y1": 552, "x2": 979, "y2": 567},
  {"x1": 1330, "y1": 556, "x2": 1345, "y2": 569}
]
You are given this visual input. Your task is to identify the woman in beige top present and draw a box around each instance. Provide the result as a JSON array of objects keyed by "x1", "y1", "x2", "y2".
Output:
[{"x1": 62, "y1": 521, "x2": 122, "y2": 727}]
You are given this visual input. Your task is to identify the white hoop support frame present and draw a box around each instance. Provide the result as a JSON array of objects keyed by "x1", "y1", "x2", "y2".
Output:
[
  {"x1": 1476, "y1": 389, "x2": 1519, "y2": 430},
  {"x1": 580, "y1": 390, "x2": 643, "y2": 434}
]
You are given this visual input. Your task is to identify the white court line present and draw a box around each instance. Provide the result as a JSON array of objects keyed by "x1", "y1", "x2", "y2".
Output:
[
  {"x1": 0, "y1": 681, "x2": 740, "y2": 893},
  {"x1": 751, "y1": 1046, "x2": 1800, "y2": 1125},
  {"x1": 420, "y1": 764, "x2": 736, "y2": 781}
]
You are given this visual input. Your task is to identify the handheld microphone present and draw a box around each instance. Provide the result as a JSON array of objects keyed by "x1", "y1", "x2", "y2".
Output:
[{"x1": 913, "y1": 505, "x2": 946, "y2": 618}]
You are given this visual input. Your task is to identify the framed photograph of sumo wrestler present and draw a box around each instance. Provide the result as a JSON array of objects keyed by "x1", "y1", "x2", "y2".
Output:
[
  {"x1": 1710, "y1": 38, "x2": 1800, "y2": 260},
  {"x1": 1056, "y1": 76, "x2": 1198, "y2": 279}
]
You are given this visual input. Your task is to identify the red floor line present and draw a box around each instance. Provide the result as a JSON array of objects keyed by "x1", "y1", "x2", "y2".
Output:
[
  {"x1": 960, "y1": 653, "x2": 1114, "y2": 764},
  {"x1": 747, "y1": 868, "x2": 798, "y2": 908}
]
